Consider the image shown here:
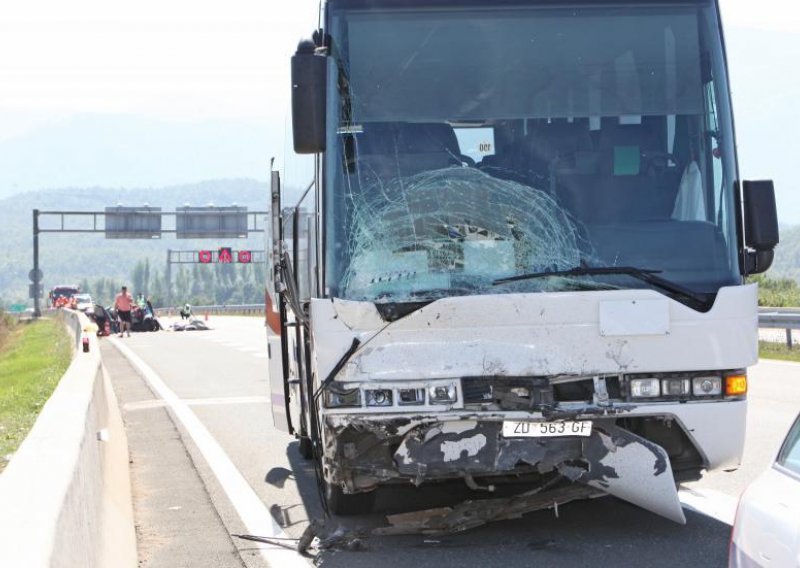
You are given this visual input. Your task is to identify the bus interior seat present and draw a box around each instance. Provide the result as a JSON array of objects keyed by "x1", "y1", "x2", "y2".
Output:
[
  {"x1": 480, "y1": 119, "x2": 594, "y2": 190},
  {"x1": 558, "y1": 117, "x2": 682, "y2": 224},
  {"x1": 527, "y1": 118, "x2": 594, "y2": 175},
  {"x1": 354, "y1": 122, "x2": 463, "y2": 186}
]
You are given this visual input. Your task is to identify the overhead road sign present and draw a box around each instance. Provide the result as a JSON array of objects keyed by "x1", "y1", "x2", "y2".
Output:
[
  {"x1": 105, "y1": 206, "x2": 162, "y2": 239},
  {"x1": 176, "y1": 206, "x2": 248, "y2": 239}
]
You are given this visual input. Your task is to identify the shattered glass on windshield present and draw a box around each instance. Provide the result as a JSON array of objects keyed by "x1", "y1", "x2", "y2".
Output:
[{"x1": 341, "y1": 166, "x2": 587, "y2": 301}]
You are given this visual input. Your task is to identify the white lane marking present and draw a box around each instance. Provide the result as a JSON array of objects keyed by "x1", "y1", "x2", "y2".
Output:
[
  {"x1": 679, "y1": 487, "x2": 738, "y2": 525},
  {"x1": 111, "y1": 338, "x2": 309, "y2": 567},
  {"x1": 124, "y1": 396, "x2": 270, "y2": 412}
]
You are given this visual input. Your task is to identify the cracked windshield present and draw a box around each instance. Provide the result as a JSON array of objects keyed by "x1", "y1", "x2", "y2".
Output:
[{"x1": 324, "y1": 4, "x2": 740, "y2": 304}]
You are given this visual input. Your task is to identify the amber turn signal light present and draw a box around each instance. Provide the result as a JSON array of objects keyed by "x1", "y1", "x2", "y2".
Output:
[{"x1": 725, "y1": 375, "x2": 747, "y2": 396}]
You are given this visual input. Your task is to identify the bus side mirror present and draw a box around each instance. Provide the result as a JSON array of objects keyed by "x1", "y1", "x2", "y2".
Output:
[
  {"x1": 743, "y1": 180, "x2": 779, "y2": 274},
  {"x1": 291, "y1": 40, "x2": 327, "y2": 154}
]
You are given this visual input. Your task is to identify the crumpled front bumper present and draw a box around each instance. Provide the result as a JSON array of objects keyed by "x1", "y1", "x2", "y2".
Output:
[{"x1": 325, "y1": 417, "x2": 686, "y2": 523}]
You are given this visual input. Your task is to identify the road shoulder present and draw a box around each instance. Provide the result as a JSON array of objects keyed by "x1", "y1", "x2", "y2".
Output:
[{"x1": 101, "y1": 341, "x2": 248, "y2": 568}]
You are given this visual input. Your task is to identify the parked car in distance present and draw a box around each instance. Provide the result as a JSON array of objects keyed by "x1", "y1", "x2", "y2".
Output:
[
  {"x1": 73, "y1": 294, "x2": 94, "y2": 312},
  {"x1": 730, "y1": 412, "x2": 800, "y2": 567}
]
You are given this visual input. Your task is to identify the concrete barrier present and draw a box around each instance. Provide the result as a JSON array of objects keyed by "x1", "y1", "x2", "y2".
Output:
[{"x1": 0, "y1": 310, "x2": 137, "y2": 568}]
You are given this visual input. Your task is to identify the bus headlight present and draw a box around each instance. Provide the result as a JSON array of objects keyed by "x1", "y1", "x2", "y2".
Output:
[
  {"x1": 325, "y1": 389, "x2": 361, "y2": 408},
  {"x1": 661, "y1": 378, "x2": 691, "y2": 397},
  {"x1": 398, "y1": 388, "x2": 426, "y2": 405},
  {"x1": 630, "y1": 378, "x2": 661, "y2": 398},
  {"x1": 692, "y1": 376, "x2": 722, "y2": 396},
  {"x1": 365, "y1": 389, "x2": 393, "y2": 407},
  {"x1": 429, "y1": 384, "x2": 458, "y2": 404}
]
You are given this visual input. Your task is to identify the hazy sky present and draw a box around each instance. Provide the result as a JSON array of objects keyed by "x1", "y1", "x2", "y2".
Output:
[
  {"x1": 0, "y1": 0, "x2": 317, "y2": 123},
  {"x1": 0, "y1": 1, "x2": 798, "y2": 215},
  {"x1": 1, "y1": 0, "x2": 793, "y2": 122}
]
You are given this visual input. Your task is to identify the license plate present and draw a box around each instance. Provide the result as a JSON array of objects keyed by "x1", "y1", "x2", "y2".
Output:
[{"x1": 502, "y1": 420, "x2": 593, "y2": 438}]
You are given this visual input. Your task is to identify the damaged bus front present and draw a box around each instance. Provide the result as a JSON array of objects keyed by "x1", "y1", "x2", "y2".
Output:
[{"x1": 268, "y1": 0, "x2": 779, "y2": 521}]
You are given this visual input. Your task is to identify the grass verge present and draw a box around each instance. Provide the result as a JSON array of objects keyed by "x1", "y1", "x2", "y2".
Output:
[
  {"x1": 759, "y1": 340, "x2": 800, "y2": 363},
  {"x1": 0, "y1": 318, "x2": 72, "y2": 472}
]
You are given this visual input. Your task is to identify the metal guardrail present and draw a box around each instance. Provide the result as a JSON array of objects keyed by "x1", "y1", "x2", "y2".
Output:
[
  {"x1": 758, "y1": 307, "x2": 800, "y2": 348},
  {"x1": 154, "y1": 304, "x2": 265, "y2": 317}
]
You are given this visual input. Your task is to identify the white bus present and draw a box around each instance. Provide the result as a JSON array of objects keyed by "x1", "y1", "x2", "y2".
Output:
[{"x1": 268, "y1": 0, "x2": 779, "y2": 521}]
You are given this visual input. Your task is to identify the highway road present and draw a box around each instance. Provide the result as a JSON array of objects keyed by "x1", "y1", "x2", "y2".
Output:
[{"x1": 100, "y1": 316, "x2": 799, "y2": 568}]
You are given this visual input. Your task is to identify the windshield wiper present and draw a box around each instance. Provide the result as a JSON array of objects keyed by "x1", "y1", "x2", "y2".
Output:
[{"x1": 493, "y1": 264, "x2": 711, "y2": 311}]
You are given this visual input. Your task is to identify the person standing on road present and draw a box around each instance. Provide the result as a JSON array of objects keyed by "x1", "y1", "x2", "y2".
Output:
[{"x1": 115, "y1": 285, "x2": 134, "y2": 337}]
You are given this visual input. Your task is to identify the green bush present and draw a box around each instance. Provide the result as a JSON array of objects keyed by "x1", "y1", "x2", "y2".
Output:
[{"x1": 749, "y1": 274, "x2": 800, "y2": 307}]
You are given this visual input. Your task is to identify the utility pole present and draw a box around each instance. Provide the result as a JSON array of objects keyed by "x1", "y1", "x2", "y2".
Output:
[
  {"x1": 32, "y1": 209, "x2": 41, "y2": 318},
  {"x1": 165, "y1": 249, "x2": 172, "y2": 311}
]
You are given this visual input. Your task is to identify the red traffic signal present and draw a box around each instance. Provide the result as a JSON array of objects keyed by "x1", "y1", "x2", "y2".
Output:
[
  {"x1": 238, "y1": 250, "x2": 252, "y2": 264},
  {"x1": 198, "y1": 250, "x2": 212, "y2": 263},
  {"x1": 218, "y1": 247, "x2": 233, "y2": 263}
]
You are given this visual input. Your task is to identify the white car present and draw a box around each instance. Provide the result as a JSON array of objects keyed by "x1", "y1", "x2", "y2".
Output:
[
  {"x1": 730, "y1": 413, "x2": 800, "y2": 567},
  {"x1": 73, "y1": 294, "x2": 93, "y2": 312}
]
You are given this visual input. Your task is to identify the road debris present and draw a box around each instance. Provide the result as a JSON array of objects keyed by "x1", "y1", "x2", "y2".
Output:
[{"x1": 374, "y1": 484, "x2": 603, "y2": 535}]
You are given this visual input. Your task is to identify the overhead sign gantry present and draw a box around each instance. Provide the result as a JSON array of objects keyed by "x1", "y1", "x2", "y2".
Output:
[{"x1": 31, "y1": 206, "x2": 267, "y2": 317}]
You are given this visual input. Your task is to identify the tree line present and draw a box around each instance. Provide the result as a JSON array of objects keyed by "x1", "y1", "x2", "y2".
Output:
[
  {"x1": 77, "y1": 259, "x2": 264, "y2": 309},
  {"x1": 748, "y1": 274, "x2": 800, "y2": 307},
  {"x1": 5, "y1": 270, "x2": 800, "y2": 311}
]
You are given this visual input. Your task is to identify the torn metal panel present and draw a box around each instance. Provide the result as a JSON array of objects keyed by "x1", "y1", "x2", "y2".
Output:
[
  {"x1": 461, "y1": 376, "x2": 556, "y2": 410},
  {"x1": 326, "y1": 415, "x2": 421, "y2": 437},
  {"x1": 323, "y1": 416, "x2": 423, "y2": 489},
  {"x1": 579, "y1": 423, "x2": 686, "y2": 524},
  {"x1": 440, "y1": 434, "x2": 488, "y2": 462},
  {"x1": 388, "y1": 419, "x2": 684, "y2": 523},
  {"x1": 393, "y1": 420, "x2": 586, "y2": 478},
  {"x1": 326, "y1": 414, "x2": 631, "y2": 477},
  {"x1": 374, "y1": 484, "x2": 604, "y2": 535}
]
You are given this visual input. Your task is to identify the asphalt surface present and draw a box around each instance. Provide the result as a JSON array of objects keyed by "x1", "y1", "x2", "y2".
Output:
[
  {"x1": 102, "y1": 316, "x2": 800, "y2": 568},
  {"x1": 103, "y1": 336, "x2": 253, "y2": 568}
]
